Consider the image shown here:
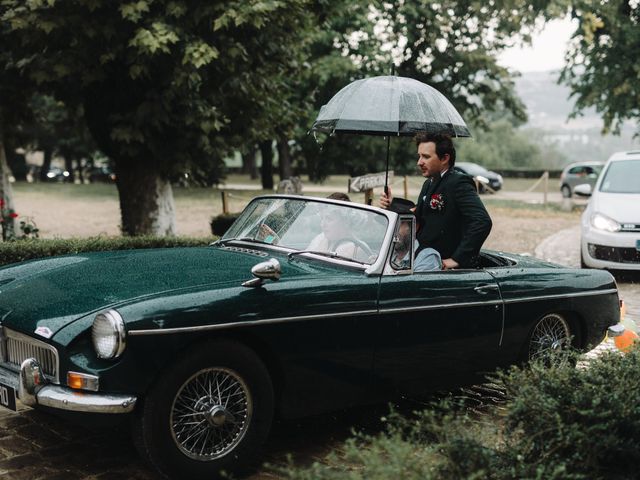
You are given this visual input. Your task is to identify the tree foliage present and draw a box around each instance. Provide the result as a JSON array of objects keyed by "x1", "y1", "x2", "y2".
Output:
[
  {"x1": 561, "y1": 0, "x2": 640, "y2": 135},
  {"x1": 1, "y1": 0, "x2": 323, "y2": 234},
  {"x1": 2, "y1": 0, "x2": 317, "y2": 173},
  {"x1": 298, "y1": 0, "x2": 567, "y2": 181}
]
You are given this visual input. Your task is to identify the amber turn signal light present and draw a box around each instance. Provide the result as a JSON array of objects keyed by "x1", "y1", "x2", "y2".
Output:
[{"x1": 67, "y1": 371, "x2": 100, "y2": 391}]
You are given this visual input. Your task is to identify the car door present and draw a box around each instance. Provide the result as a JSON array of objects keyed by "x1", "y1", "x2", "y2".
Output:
[
  {"x1": 232, "y1": 266, "x2": 380, "y2": 417},
  {"x1": 374, "y1": 268, "x2": 503, "y2": 393}
]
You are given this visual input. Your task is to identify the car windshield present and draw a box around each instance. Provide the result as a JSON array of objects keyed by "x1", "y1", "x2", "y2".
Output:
[
  {"x1": 221, "y1": 197, "x2": 389, "y2": 264},
  {"x1": 599, "y1": 160, "x2": 640, "y2": 193}
]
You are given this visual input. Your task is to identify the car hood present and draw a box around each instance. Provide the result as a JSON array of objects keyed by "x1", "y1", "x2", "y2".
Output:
[
  {"x1": 592, "y1": 192, "x2": 640, "y2": 223},
  {"x1": 0, "y1": 246, "x2": 328, "y2": 338}
]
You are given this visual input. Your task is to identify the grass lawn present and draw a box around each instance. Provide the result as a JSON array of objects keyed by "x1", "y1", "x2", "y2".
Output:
[{"x1": 9, "y1": 175, "x2": 576, "y2": 242}]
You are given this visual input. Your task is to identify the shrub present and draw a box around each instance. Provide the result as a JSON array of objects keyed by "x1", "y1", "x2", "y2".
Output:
[
  {"x1": 278, "y1": 348, "x2": 640, "y2": 480},
  {"x1": 499, "y1": 348, "x2": 640, "y2": 480},
  {"x1": 0, "y1": 236, "x2": 213, "y2": 267},
  {"x1": 210, "y1": 213, "x2": 241, "y2": 236}
]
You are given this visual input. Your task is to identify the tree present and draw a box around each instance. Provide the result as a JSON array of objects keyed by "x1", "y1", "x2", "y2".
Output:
[
  {"x1": 560, "y1": 1, "x2": 640, "y2": 135},
  {"x1": 0, "y1": 14, "x2": 31, "y2": 239},
  {"x1": 296, "y1": 0, "x2": 567, "y2": 181},
  {"x1": 2, "y1": 0, "x2": 320, "y2": 235}
]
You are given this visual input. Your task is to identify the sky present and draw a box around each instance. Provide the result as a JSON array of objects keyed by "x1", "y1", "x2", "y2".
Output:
[{"x1": 498, "y1": 17, "x2": 578, "y2": 73}]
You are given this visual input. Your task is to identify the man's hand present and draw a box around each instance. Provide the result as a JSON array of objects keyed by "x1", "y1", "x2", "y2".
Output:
[
  {"x1": 379, "y1": 187, "x2": 393, "y2": 209},
  {"x1": 442, "y1": 258, "x2": 459, "y2": 270}
]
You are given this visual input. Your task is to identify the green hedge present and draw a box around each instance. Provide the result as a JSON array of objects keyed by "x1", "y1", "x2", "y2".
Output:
[
  {"x1": 210, "y1": 213, "x2": 241, "y2": 236},
  {"x1": 0, "y1": 236, "x2": 214, "y2": 267},
  {"x1": 278, "y1": 348, "x2": 639, "y2": 480}
]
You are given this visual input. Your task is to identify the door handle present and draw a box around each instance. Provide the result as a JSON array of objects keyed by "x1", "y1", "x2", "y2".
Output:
[{"x1": 474, "y1": 284, "x2": 499, "y2": 294}]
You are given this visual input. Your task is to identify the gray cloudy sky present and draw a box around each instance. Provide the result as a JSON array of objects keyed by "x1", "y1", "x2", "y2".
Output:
[{"x1": 498, "y1": 17, "x2": 577, "y2": 73}]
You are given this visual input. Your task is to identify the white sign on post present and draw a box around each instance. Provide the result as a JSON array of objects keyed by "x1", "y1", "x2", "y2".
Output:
[{"x1": 348, "y1": 171, "x2": 394, "y2": 193}]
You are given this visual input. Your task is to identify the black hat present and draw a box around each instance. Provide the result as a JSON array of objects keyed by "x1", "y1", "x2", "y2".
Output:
[{"x1": 389, "y1": 197, "x2": 415, "y2": 214}]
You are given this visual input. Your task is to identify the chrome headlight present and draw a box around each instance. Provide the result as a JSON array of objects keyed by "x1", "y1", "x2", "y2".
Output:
[
  {"x1": 92, "y1": 310, "x2": 126, "y2": 359},
  {"x1": 590, "y1": 212, "x2": 620, "y2": 232}
]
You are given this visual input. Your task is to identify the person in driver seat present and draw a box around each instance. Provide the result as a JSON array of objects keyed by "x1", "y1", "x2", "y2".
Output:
[{"x1": 307, "y1": 206, "x2": 358, "y2": 258}]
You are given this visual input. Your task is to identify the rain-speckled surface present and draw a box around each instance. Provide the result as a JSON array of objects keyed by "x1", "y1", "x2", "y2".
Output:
[{"x1": 312, "y1": 75, "x2": 471, "y2": 137}]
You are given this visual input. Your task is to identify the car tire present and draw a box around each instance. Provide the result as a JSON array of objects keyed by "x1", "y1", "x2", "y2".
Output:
[
  {"x1": 132, "y1": 340, "x2": 274, "y2": 480},
  {"x1": 561, "y1": 185, "x2": 572, "y2": 198},
  {"x1": 526, "y1": 313, "x2": 576, "y2": 361}
]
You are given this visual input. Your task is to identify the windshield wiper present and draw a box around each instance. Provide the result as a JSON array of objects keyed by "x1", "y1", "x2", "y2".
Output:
[{"x1": 288, "y1": 250, "x2": 365, "y2": 265}]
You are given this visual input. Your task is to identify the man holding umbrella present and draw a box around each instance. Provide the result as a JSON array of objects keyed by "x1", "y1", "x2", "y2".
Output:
[
  {"x1": 380, "y1": 132, "x2": 492, "y2": 269},
  {"x1": 310, "y1": 74, "x2": 491, "y2": 267}
]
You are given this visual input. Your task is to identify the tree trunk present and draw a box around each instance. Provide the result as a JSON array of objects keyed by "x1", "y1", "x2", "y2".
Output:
[
  {"x1": 64, "y1": 156, "x2": 75, "y2": 183},
  {"x1": 241, "y1": 146, "x2": 258, "y2": 180},
  {"x1": 76, "y1": 158, "x2": 85, "y2": 184},
  {"x1": 0, "y1": 127, "x2": 17, "y2": 240},
  {"x1": 114, "y1": 159, "x2": 176, "y2": 236},
  {"x1": 259, "y1": 140, "x2": 274, "y2": 190},
  {"x1": 39, "y1": 147, "x2": 53, "y2": 182},
  {"x1": 277, "y1": 136, "x2": 293, "y2": 180}
]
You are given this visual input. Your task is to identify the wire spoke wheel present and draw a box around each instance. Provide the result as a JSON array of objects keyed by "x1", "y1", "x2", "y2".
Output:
[
  {"x1": 170, "y1": 367, "x2": 252, "y2": 460},
  {"x1": 529, "y1": 313, "x2": 571, "y2": 360}
]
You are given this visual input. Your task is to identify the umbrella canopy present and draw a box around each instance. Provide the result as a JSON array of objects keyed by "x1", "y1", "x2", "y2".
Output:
[{"x1": 311, "y1": 75, "x2": 471, "y2": 138}]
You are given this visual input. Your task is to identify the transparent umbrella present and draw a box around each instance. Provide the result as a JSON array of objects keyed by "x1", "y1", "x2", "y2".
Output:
[{"x1": 310, "y1": 75, "x2": 471, "y2": 192}]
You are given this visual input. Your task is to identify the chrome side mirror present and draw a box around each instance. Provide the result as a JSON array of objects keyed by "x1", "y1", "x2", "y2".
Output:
[{"x1": 242, "y1": 258, "x2": 281, "y2": 287}]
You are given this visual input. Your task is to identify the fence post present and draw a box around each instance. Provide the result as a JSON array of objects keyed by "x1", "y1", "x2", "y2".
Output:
[
  {"x1": 221, "y1": 191, "x2": 229, "y2": 214},
  {"x1": 543, "y1": 171, "x2": 549, "y2": 207},
  {"x1": 403, "y1": 175, "x2": 408, "y2": 199},
  {"x1": 364, "y1": 188, "x2": 373, "y2": 205}
]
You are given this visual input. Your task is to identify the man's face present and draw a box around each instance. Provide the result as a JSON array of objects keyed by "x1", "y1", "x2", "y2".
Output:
[
  {"x1": 416, "y1": 141, "x2": 448, "y2": 178},
  {"x1": 398, "y1": 222, "x2": 412, "y2": 250}
]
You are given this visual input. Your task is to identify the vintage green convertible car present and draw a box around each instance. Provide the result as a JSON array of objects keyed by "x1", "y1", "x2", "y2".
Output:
[{"x1": 0, "y1": 195, "x2": 621, "y2": 479}]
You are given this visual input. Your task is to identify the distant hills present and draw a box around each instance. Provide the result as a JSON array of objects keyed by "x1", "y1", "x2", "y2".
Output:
[{"x1": 515, "y1": 70, "x2": 639, "y2": 164}]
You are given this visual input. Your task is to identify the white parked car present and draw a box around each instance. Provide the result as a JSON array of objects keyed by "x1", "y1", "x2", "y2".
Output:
[{"x1": 580, "y1": 150, "x2": 640, "y2": 270}]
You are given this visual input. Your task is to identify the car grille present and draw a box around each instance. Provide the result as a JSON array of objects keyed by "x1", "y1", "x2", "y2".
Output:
[
  {"x1": 589, "y1": 244, "x2": 640, "y2": 264},
  {"x1": 0, "y1": 328, "x2": 59, "y2": 382},
  {"x1": 620, "y1": 224, "x2": 640, "y2": 232}
]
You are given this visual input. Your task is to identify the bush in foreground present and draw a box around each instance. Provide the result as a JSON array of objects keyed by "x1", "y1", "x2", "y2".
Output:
[
  {"x1": 278, "y1": 348, "x2": 640, "y2": 480},
  {"x1": 0, "y1": 236, "x2": 213, "y2": 267}
]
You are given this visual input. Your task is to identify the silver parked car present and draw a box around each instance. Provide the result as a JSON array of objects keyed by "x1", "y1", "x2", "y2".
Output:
[{"x1": 559, "y1": 161, "x2": 604, "y2": 198}]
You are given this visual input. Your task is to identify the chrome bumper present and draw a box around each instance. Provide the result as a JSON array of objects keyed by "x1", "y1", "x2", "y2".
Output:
[{"x1": 0, "y1": 358, "x2": 136, "y2": 414}]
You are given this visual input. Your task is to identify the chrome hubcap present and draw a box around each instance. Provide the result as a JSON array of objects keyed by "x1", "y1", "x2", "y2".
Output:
[
  {"x1": 207, "y1": 405, "x2": 235, "y2": 428},
  {"x1": 170, "y1": 367, "x2": 252, "y2": 460}
]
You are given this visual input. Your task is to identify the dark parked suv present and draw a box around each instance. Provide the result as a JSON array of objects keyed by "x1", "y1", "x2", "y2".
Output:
[{"x1": 454, "y1": 162, "x2": 503, "y2": 193}]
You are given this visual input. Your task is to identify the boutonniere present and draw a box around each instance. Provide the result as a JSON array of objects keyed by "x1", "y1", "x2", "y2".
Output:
[{"x1": 430, "y1": 193, "x2": 444, "y2": 210}]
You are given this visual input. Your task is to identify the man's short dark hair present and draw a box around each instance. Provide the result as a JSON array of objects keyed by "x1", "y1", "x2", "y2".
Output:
[
  {"x1": 327, "y1": 192, "x2": 351, "y2": 201},
  {"x1": 414, "y1": 132, "x2": 456, "y2": 166}
]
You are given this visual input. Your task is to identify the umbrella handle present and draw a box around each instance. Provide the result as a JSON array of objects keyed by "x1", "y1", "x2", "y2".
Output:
[{"x1": 384, "y1": 136, "x2": 390, "y2": 196}]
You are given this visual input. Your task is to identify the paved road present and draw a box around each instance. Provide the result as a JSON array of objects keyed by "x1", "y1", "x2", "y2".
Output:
[{"x1": 1, "y1": 226, "x2": 637, "y2": 479}]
